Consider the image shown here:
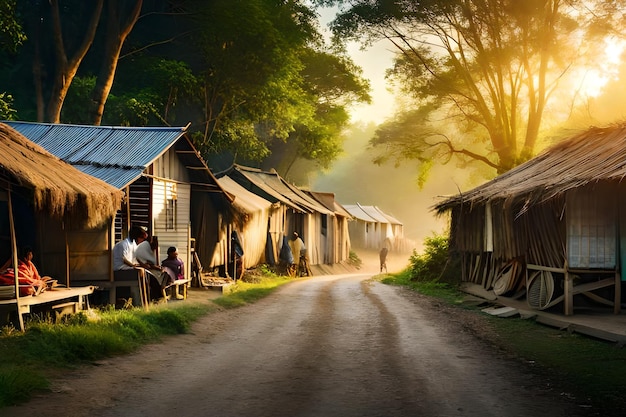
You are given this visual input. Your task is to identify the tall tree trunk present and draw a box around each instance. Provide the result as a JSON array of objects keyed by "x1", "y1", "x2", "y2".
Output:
[
  {"x1": 90, "y1": 0, "x2": 143, "y2": 126},
  {"x1": 46, "y1": 0, "x2": 103, "y2": 123},
  {"x1": 32, "y1": 30, "x2": 44, "y2": 122}
]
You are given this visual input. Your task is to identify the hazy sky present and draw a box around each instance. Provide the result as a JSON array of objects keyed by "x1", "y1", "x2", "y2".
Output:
[
  {"x1": 313, "y1": 7, "x2": 626, "y2": 253},
  {"x1": 317, "y1": 7, "x2": 396, "y2": 124},
  {"x1": 314, "y1": 7, "x2": 455, "y2": 251}
]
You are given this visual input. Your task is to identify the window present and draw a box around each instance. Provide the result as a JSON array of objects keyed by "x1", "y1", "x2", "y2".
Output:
[{"x1": 165, "y1": 182, "x2": 177, "y2": 230}]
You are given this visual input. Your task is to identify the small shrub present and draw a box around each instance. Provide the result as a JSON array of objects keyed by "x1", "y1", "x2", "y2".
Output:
[
  {"x1": 347, "y1": 250, "x2": 362, "y2": 269},
  {"x1": 409, "y1": 232, "x2": 460, "y2": 285}
]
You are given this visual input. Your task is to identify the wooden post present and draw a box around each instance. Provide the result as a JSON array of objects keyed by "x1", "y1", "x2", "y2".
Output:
[
  {"x1": 7, "y1": 187, "x2": 24, "y2": 331},
  {"x1": 614, "y1": 271, "x2": 621, "y2": 314},
  {"x1": 64, "y1": 225, "x2": 70, "y2": 287},
  {"x1": 564, "y1": 260, "x2": 573, "y2": 316}
]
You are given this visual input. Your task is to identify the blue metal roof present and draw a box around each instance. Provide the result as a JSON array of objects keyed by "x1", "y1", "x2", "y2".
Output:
[{"x1": 4, "y1": 121, "x2": 187, "y2": 189}]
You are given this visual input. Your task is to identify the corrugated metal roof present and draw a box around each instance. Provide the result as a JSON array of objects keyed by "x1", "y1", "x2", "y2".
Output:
[
  {"x1": 4, "y1": 121, "x2": 187, "y2": 189},
  {"x1": 343, "y1": 204, "x2": 378, "y2": 222},
  {"x1": 373, "y1": 206, "x2": 403, "y2": 225},
  {"x1": 221, "y1": 166, "x2": 305, "y2": 211},
  {"x1": 358, "y1": 204, "x2": 391, "y2": 223},
  {"x1": 218, "y1": 176, "x2": 272, "y2": 214},
  {"x1": 307, "y1": 191, "x2": 352, "y2": 218},
  {"x1": 235, "y1": 166, "x2": 333, "y2": 215}
]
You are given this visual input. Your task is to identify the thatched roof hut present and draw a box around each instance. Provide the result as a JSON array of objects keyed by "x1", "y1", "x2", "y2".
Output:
[
  {"x1": 0, "y1": 123, "x2": 123, "y2": 227},
  {"x1": 435, "y1": 124, "x2": 626, "y2": 216},
  {"x1": 433, "y1": 124, "x2": 626, "y2": 315}
]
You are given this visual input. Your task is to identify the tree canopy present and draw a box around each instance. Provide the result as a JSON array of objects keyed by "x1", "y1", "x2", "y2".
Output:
[
  {"x1": 327, "y1": 0, "x2": 626, "y2": 177},
  {"x1": 0, "y1": 0, "x2": 370, "y2": 178}
]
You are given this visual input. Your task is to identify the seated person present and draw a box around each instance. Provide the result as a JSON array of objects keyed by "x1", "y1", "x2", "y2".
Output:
[
  {"x1": 134, "y1": 230, "x2": 170, "y2": 299},
  {"x1": 0, "y1": 246, "x2": 50, "y2": 296},
  {"x1": 161, "y1": 246, "x2": 185, "y2": 299},
  {"x1": 112, "y1": 225, "x2": 148, "y2": 305},
  {"x1": 161, "y1": 246, "x2": 185, "y2": 283}
]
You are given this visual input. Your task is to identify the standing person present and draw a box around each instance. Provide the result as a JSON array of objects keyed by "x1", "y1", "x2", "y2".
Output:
[
  {"x1": 289, "y1": 232, "x2": 311, "y2": 276},
  {"x1": 288, "y1": 232, "x2": 305, "y2": 261},
  {"x1": 379, "y1": 247, "x2": 388, "y2": 273}
]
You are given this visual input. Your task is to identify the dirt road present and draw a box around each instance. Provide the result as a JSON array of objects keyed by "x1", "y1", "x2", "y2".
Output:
[{"x1": 4, "y1": 273, "x2": 590, "y2": 417}]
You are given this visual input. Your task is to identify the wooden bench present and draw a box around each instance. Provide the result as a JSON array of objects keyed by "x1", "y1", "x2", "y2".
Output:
[
  {"x1": 0, "y1": 285, "x2": 95, "y2": 330},
  {"x1": 162, "y1": 278, "x2": 192, "y2": 301}
]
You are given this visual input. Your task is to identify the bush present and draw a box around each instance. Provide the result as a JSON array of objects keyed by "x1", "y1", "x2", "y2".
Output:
[
  {"x1": 347, "y1": 250, "x2": 362, "y2": 269},
  {"x1": 409, "y1": 232, "x2": 461, "y2": 285}
]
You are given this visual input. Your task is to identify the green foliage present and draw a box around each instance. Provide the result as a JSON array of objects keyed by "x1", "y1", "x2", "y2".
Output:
[
  {"x1": 0, "y1": 368, "x2": 48, "y2": 408},
  {"x1": 331, "y1": 0, "x2": 617, "y2": 177},
  {"x1": 62, "y1": 76, "x2": 96, "y2": 124},
  {"x1": 408, "y1": 232, "x2": 460, "y2": 285},
  {"x1": 107, "y1": 58, "x2": 199, "y2": 126},
  {"x1": 0, "y1": 0, "x2": 26, "y2": 53},
  {"x1": 0, "y1": 92, "x2": 17, "y2": 120},
  {"x1": 212, "y1": 275, "x2": 291, "y2": 308},
  {"x1": 347, "y1": 250, "x2": 362, "y2": 269},
  {"x1": 382, "y1": 269, "x2": 464, "y2": 304},
  {"x1": 0, "y1": 303, "x2": 212, "y2": 407}
]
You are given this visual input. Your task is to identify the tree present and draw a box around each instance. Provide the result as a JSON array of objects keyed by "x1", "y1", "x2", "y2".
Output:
[
  {"x1": 39, "y1": 0, "x2": 103, "y2": 123},
  {"x1": 0, "y1": 0, "x2": 25, "y2": 53},
  {"x1": 89, "y1": 0, "x2": 142, "y2": 125},
  {"x1": 0, "y1": 0, "x2": 25, "y2": 119},
  {"x1": 327, "y1": 0, "x2": 620, "y2": 175},
  {"x1": 186, "y1": 0, "x2": 370, "y2": 174},
  {"x1": 263, "y1": 48, "x2": 371, "y2": 176}
]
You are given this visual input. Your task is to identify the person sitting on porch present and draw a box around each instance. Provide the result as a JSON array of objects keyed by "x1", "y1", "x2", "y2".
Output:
[
  {"x1": 161, "y1": 246, "x2": 184, "y2": 283},
  {"x1": 161, "y1": 246, "x2": 185, "y2": 299},
  {"x1": 134, "y1": 229, "x2": 170, "y2": 300},
  {"x1": 113, "y1": 225, "x2": 147, "y2": 305},
  {"x1": 0, "y1": 246, "x2": 50, "y2": 296}
]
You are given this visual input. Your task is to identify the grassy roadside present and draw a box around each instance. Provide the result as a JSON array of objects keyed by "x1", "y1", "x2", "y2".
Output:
[
  {"x1": 0, "y1": 273, "x2": 292, "y2": 408},
  {"x1": 3, "y1": 265, "x2": 626, "y2": 414},
  {"x1": 382, "y1": 269, "x2": 626, "y2": 416}
]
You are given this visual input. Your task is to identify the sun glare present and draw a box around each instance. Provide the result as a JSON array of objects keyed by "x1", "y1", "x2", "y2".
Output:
[{"x1": 574, "y1": 37, "x2": 626, "y2": 98}]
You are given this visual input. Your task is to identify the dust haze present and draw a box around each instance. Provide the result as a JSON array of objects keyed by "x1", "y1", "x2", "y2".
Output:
[{"x1": 310, "y1": 123, "x2": 473, "y2": 253}]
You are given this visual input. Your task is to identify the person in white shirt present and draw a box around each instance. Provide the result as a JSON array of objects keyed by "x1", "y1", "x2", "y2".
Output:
[{"x1": 112, "y1": 225, "x2": 148, "y2": 306}]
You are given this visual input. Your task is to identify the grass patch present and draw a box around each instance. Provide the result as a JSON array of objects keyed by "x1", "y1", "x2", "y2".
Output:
[
  {"x1": 212, "y1": 275, "x2": 292, "y2": 308},
  {"x1": 0, "y1": 273, "x2": 292, "y2": 409},
  {"x1": 381, "y1": 269, "x2": 465, "y2": 304},
  {"x1": 383, "y1": 270, "x2": 626, "y2": 415}
]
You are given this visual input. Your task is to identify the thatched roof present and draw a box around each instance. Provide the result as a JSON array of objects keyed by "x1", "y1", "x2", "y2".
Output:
[
  {"x1": 0, "y1": 123, "x2": 123, "y2": 227},
  {"x1": 434, "y1": 123, "x2": 626, "y2": 214}
]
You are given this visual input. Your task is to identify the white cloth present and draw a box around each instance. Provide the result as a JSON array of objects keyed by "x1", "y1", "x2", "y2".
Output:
[
  {"x1": 113, "y1": 237, "x2": 137, "y2": 270},
  {"x1": 135, "y1": 240, "x2": 156, "y2": 265},
  {"x1": 288, "y1": 237, "x2": 305, "y2": 259}
]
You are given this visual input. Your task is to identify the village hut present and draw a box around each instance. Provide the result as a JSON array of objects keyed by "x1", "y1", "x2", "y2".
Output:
[
  {"x1": 216, "y1": 175, "x2": 273, "y2": 270},
  {"x1": 5, "y1": 121, "x2": 234, "y2": 303},
  {"x1": 434, "y1": 124, "x2": 626, "y2": 316},
  {"x1": 307, "y1": 191, "x2": 352, "y2": 264},
  {"x1": 217, "y1": 165, "x2": 334, "y2": 267},
  {"x1": 0, "y1": 123, "x2": 123, "y2": 328}
]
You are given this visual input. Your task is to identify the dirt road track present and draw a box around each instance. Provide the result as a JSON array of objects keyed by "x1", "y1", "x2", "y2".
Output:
[{"x1": 3, "y1": 273, "x2": 591, "y2": 417}]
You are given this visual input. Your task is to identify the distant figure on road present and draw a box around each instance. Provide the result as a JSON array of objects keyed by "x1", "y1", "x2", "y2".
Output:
[{"x1": 379, "y1": 247, "x2": 388, "y2": 273}]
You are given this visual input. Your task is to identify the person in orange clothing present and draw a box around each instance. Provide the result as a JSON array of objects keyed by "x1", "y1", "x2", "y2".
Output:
[{"x1": 0, "y1": 246, "x2": 50, "y2": 295}]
